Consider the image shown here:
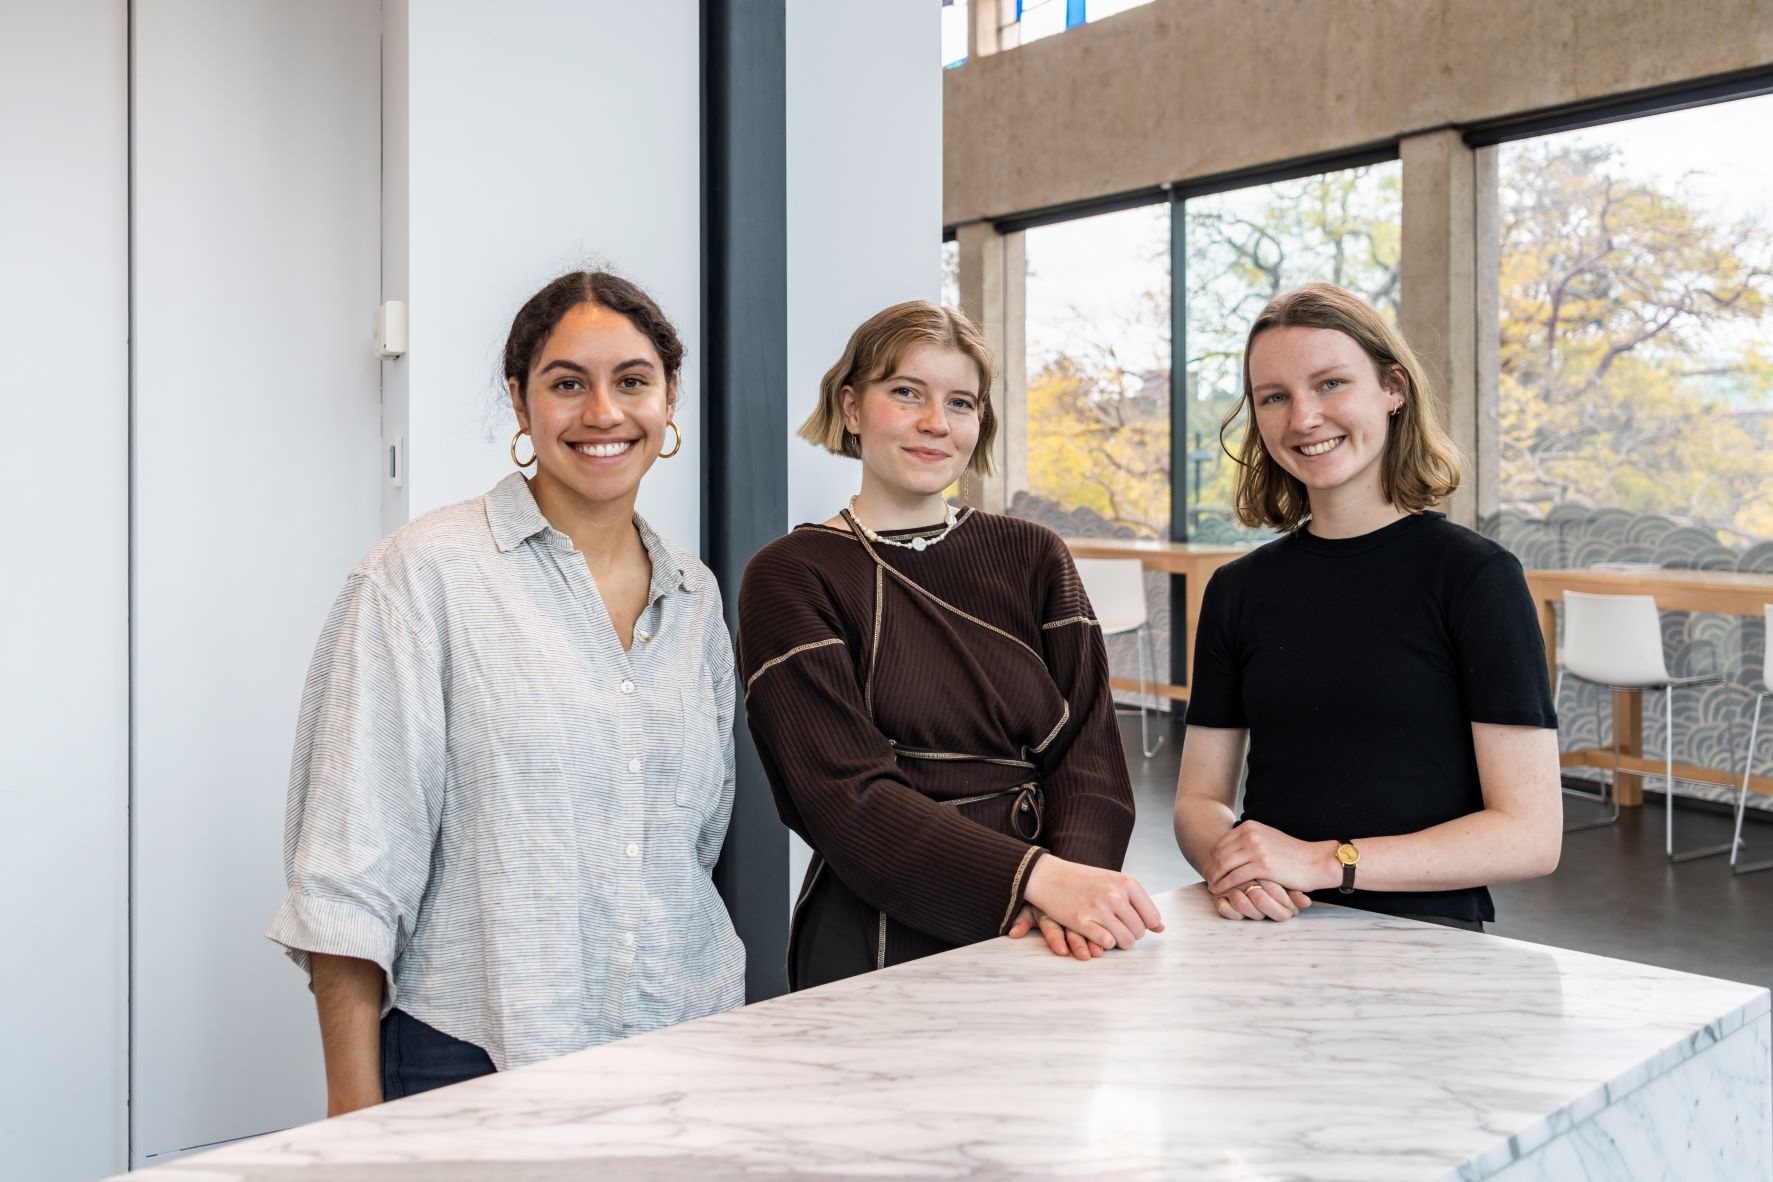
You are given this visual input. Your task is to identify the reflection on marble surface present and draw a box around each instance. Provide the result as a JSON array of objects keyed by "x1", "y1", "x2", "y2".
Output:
[{"x1": 134, "y1": 887, "x2": 1771, "y2": 1182}]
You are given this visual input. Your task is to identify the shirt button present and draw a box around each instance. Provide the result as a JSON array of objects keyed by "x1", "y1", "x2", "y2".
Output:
[
  {"x1": 628, "y1": 757, "x2": 642, "y2": 773},
  {"x1": 620, "y1": 679, "x2": 635, "y2": 694},
  {"x1": 625, "y1": 842, "x2": 641, "y2": 858},
  {"x1": 623, "y1": 932, "x2": 636, "y2": 947}
]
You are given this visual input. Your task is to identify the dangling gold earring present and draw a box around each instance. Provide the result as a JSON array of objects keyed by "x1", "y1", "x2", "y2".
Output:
[
  {"x1": 510, "y1": 429, "x2": 537, "y2": 469},
  {"x1": 960, "y1": 470, "x2": 972, "y2": 504},
  {"x1": 659, "y1": 419, "x2": 682, "y2": 459}
]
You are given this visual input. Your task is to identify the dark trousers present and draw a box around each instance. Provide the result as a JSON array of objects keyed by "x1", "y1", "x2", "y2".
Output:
[
  {"x1": 380, "y1": 1008, "x2": 496, "y2": 1101},
  {"x1": 1400, "y1": 913, "x2": 1486, "y2": 933}
]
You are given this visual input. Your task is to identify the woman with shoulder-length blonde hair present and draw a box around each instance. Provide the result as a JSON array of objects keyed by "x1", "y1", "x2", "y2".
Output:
[
  {"x1": 1173, "y1": 282, "x2": 1563, "y2": 932},
  {"x1": 738, "y1": 299, "x2": 1162, "y2": 990}
]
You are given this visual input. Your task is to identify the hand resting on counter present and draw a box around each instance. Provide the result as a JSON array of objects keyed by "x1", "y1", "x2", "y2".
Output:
[{"x1": 1012, "y1": 854, "x2": 1164, "y2": 955}]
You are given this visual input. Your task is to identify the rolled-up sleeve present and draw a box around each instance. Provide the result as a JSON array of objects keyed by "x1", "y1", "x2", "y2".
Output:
[{"x1": 266, "y1": 571, "x2": 444, "y2": 1013}]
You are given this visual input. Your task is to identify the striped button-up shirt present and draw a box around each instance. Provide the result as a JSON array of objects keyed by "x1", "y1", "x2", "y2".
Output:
[{"x1": 268, "y1": 473, "x2": 745, "y2": 1070}]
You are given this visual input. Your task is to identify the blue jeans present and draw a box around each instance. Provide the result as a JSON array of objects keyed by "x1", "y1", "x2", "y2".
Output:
[{"x1": 380, "y1": 1008, "x2": 496, "y2": 1100}]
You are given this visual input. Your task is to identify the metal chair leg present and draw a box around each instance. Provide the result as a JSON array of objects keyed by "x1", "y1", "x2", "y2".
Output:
[
  {"x1": 1669, "y1": 683, "x2": 1737, "y2": 863},
  {"x1": 1564, "y1": 674, "x2": 1620, "y2": 833},
  {"x1": 1135, "y1": 624, "x2": 1163, "y2": 759},
  {"x1": 1731, "y1": 693, "x2": 1773, "y2": 875}
]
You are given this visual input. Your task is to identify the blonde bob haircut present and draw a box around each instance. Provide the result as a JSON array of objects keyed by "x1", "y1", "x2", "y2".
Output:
[
  {"x1": 1223, "y1": 282, "x2": 1461, "y2": 531},
  {"x1": 798, "y1": 300, "x2": 999, "y2": 477}
]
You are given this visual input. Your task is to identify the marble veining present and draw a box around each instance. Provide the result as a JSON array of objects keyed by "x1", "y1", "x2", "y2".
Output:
[{"x1": 130, "y1": 887, "x2": 1771, "y2": 1182}]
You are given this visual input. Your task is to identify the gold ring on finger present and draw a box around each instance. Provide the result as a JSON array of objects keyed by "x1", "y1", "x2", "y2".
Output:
[{"x1": 1242, "y1": 882, "x2": 1263, "y2": 896}]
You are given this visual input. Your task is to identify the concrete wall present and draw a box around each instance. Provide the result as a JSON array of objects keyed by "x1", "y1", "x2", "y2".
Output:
[
  {"x1": 943, "y1": 0, "x2": 1773, "y2": 224},
  {"x1": 0, "y1": 3, "x2": 130, "y2": 1178}
]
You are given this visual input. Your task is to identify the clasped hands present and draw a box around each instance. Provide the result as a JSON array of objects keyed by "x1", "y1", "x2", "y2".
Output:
[
  {"x1": 1005, "y1": 854, "x2": 1164, "y2": 961},
  {"x1": 1201, "y1": 820, "x2": 1334, "y2": 923}
]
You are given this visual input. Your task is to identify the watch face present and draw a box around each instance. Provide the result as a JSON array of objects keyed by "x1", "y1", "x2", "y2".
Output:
[{"x1": 1336, "y1": 843, "x2": 1359, "y2": 865}]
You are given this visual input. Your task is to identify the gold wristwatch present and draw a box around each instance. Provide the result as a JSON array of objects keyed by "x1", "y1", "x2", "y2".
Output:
[{"x1": 1335, "y1": 841, "x2": 1360, "y2": 894}]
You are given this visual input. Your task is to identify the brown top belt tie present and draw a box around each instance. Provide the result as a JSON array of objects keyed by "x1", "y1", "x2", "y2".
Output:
[{"x1": 939, "y1": 782, "x2": 1044, "y2": 841}]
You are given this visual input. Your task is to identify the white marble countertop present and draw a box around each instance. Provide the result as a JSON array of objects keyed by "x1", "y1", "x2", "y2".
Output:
[{"x1": 139, "y1": 886, "x2": 1770, "y2": 1182}]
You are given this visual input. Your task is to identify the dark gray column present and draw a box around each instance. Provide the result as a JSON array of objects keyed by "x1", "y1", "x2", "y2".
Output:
[
  {"x1": 701, "y1": 0, "x2": 789, "y2": 1002},
  {"x1": 1168, "y1": 194, "x2": 1190, "y2": 701}
]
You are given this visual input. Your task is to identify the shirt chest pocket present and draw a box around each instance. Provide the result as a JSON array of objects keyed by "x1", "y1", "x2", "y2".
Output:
[{"x1": 666, "y1": 664, "x2": 725, "y2": 817}]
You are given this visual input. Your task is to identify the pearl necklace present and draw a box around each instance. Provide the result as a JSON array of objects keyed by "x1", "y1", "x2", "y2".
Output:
[{"x1": 846, "y1": 496, "x2": 961, "y2": 552}]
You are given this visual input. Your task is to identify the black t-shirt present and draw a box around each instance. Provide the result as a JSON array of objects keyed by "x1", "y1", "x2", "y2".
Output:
[{"x1": 1186, "y1": 512, "x2": 1557, "y2": 922}]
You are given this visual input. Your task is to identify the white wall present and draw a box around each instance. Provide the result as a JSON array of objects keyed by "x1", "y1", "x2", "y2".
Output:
[
  {"x1": 130, "y1": 0, "x2": 384, "y2": 1163},
  {"x1": 0, "y1": 3, "x2": 130, "y2": 1177},
  {"x1": 783, "y1": 0, "x2": 943, "y2": 901},
  {"x1": 393, "y1": 0, "x2": 703, "y2": 551},
  {"x1": 784, "y1": 1, "x2": 943, "y2": 529}
]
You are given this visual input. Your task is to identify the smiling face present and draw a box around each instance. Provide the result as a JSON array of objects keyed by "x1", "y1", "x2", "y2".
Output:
[
  {"x1": 840, "y1": 342, "x2": 983, "y2": 500},
  {"x1": 1247, "y1": 324, "x2": 1404, "y2": 509},
  {"x1": 509, "y1": 301, "x2": 675, "y2": 513}
]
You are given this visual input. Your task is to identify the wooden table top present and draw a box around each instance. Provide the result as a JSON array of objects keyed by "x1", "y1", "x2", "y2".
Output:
[{"x1": 1524, "y1": 567, "x2": 1773, "y2": 614}]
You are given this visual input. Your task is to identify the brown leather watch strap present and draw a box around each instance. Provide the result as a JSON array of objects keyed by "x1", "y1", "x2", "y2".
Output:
[{"x1": 1337, "y1": 840, "x2": 1357, "y2": 894}]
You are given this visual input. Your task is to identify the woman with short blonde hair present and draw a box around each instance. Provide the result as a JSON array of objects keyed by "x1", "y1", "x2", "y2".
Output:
[
  {"x1": 1175, "y1": 282, "x2": 1563, "y2": 932},
  {"x1": 799, "y1": 299, "x2": 1000, "y2": 475},
  {"x1": 741, "y1": 299, "x2": 1162, "y2": 989}
]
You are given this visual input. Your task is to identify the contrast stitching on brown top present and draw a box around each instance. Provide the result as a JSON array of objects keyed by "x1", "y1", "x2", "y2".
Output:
[
  {"x1": 843, "y1": 513, "x2": 1046, "y2": 668},
  {"x1": 1030, "y1": 701, "x2": 1071, "y2": 754},
  {"x1": 894, "y1": 748, "x2": 1037, "y2": 770},
  {"x1": 865, "y1": 563, "x2": 884, "y2": 718},
  {"x1": 744, "y1": 637, "x2": 845, "y2": 700},
  {"x1": 799, "y1": 507, "x2": 976, "y2": 543},
  {"x1": 999, "y1": 845, "x2": 1043, "y2": 935},
  {"x1": 1041, "y1": 615, "x2": 1099, "y2": 630}
]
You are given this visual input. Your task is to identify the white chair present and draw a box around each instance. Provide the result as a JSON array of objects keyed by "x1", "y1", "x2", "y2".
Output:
[
  {"x1": 1558, "y1": 592, "x2": 1729, "y2": 860},
  {"x1": 1073, "y1": 557, "x2": 1163, "y2": 758},
  {"x1": 1728, "y1": 605, "x2": 1773, "y2": 876}
]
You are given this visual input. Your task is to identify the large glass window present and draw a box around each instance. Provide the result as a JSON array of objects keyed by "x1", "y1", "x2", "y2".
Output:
[
  {"x1": 991, "y1": 0, "x2": 1153, "y2": 51},
  {"x1": 1181, "y1": 161, "x2": 1403, "y2": 541},
  {"x1": 1493, "y1": 97, "x2": 1773, "y2": 567},
  {"x1": 1490, "y1": 96, "x2": 1773, "y2": 806},
  {"x1": 1021, "y1": 202, "x2": 1172, "y2": 696},
  {"x1": 941, "y1": 0, "x2": 968, "y2": 68},
  {"x1": 1022, "y1": 203, "x2": 1170, "y2": 538}
]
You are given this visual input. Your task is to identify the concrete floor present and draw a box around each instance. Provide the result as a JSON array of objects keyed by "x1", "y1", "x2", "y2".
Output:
[{"x1": 1114, "y1": 710, "x2": 1773, "y2": 1002}]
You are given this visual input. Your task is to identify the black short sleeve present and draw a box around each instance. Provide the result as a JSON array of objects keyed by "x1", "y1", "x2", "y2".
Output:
[
  {"x1": 1449, "y1": 551, "x2": 1558, "y2": 729},
  {"x1": 1184, "y1": 563, "x2": 1248, "y2": 729}
]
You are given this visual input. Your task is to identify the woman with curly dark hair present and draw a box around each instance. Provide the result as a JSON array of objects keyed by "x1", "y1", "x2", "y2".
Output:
[{"x1": 270, "y1": 271, "x2": 743, "y2": 1113}]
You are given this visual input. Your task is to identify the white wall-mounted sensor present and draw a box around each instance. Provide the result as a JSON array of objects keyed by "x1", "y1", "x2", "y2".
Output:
[{"x1": 374, "y1": 300, "x2": 408, "y2": 358}]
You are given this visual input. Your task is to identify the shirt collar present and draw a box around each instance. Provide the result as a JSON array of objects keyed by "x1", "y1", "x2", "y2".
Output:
[{"x1": 484, "y1": 472, "x2": 701, "y2": 597}]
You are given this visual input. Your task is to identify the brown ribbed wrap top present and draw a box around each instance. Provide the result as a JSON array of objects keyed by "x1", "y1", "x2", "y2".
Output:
[{"x1": 737, "y1": 509, "x2": 1135, "y2": 968}]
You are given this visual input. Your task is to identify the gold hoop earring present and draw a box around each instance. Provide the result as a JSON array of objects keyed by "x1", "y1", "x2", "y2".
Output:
[
  {"x1": 659, "y1": 419, "x2": 682, "y2": 460},
  {"x1": 510, "y1": 429, "x2": 537, "y2": 469}
]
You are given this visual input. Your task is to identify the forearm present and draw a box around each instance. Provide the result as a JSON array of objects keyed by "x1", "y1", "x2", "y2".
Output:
[
  {"x1": 1310, "y1": 807, "x2": 1559, "y2": 894},
  {"x1": 311, "y1": 952, "x2": 385, "y2": 1116},
  {"x1": 1174, "y1": 793, "x2": 1237, "y2": 878}
]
